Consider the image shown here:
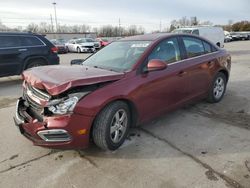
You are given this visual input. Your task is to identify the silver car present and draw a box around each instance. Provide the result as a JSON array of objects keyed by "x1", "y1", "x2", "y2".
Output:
[
  {"x1": 65, "y1": 38, "x2": 96, "y2": 53},
  {"x1": 86, "y1": 38, "x2": 101, "y2": 49}
]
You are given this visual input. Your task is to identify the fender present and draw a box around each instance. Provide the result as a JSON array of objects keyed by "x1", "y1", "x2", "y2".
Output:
[{"x1": 22, "y1": 56, "x2": 49, "y2": 71}]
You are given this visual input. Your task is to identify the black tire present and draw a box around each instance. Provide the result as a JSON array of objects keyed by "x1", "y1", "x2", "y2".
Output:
[
  {"x1": 92, "y1": 101, "x2": 131, "y2": 151},
  {"x1": 207, "y1": 72, "x2": 227, "y2": 103},
  {"x1": 26, "y1": 59, "x2": 47, "y2": 69},
  {"x1": 77, "y1": 47, "x2": 81, "y2": 53}
]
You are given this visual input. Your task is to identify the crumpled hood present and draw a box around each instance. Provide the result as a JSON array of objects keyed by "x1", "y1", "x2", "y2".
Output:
[{"x1": 22, "y1": 65, "x2": 124, "y2": 96}]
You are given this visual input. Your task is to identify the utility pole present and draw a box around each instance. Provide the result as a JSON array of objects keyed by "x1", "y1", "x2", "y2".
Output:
[
  {"x1": 160, "y1": 20, "x2": 162, "y2": 32},
  {"x1": 52, "y1": 2, "x2": 58, "y2": 32},
  {"x1": 119, "y1": 18, "x2": 121, "y2": 37},
  {"x1": 50, "y1": 14, "x2": 54, "y2": 32}
]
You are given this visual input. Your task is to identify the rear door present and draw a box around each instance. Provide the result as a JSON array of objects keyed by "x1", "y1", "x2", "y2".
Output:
[
  {"x1": 180, "y1": 36, "x2": 218, "y2": 99},
  {"x1": 0, "y1": 35, "x2": 23, "y2": 76},
  {"x1": 19, "y1": 35, "x2": 47, "y2": 62}
]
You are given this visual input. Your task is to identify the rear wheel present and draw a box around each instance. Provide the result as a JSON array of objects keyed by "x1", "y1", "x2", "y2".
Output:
[
  {"x1": 26, "y1": 59, "x2": 47, "y2": 69},
  {"x1": 207, "y1": 72, "x2": 227, "y2": 103},
  {"x1": 92, "y1": 101, "x2": 131, "y2": 151}
]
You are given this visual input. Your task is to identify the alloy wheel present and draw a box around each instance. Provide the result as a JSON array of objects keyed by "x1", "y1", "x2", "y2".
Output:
[
  {"x1": 213, "y1": 77, "x2": 225, "y2": 100},
  {"x1": 110, "y1": 109, "x2": 128, "y2": 143}
]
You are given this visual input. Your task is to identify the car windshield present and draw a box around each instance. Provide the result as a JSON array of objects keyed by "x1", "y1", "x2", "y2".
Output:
[
  {"x1": 86, "y1": 38, "x2": 94, "y2": 42},
  {"x1": 52, "y1": 40, "x2": 64, "y2": 45},
  {"x1": 83, "y1": 41, "x2": 151, "y2": 72},
  {"x1": 102, "y1": 38, "x2": 109, "y2": 42},
  {"x1": 76, "y1": 39, "x2": 86, "y2": 44}
]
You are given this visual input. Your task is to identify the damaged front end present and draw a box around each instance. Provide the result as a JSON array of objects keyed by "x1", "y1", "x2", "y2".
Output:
[{"x1": 14, "y1": 81, "x2": 107, "y2": 149}]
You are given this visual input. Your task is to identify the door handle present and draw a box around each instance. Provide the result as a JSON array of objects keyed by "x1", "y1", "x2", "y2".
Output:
[
  {"x1": 18, "y1": 49, "x2": 27, "y2": 52},
  {"x1": 178, "y1": 70, "x2": 187, "y2": 77}
]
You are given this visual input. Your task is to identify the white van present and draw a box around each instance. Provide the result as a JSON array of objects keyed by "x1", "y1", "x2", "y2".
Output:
[{"x1": 173, "y1": 26, "x2": 225, "y2": 47}]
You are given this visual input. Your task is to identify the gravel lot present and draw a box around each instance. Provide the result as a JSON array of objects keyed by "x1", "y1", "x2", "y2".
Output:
[{"x1": 0, "y1": 41, "x2": 250, "y2": 188}]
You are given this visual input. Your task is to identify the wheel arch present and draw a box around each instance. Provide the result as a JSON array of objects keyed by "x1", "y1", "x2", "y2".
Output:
[
  {"x1": 23, "y1": 56, "x2": 48, "y2": 70},
  {"x1": 218, "y1": 69, "x2": 229, "y2": 83},
  {"x1": 89, "y1": 98, "x2": 139, "y2": 139}
]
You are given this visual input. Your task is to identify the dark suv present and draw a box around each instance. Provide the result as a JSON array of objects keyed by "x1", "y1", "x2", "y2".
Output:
[{"x1": 0, "y1": 32, "x2": 59, "y2": 77}]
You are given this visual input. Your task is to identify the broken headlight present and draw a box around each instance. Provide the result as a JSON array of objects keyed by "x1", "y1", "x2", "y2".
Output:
[{"x1": 47, "y1": 92, "x2": 90, "y2": 115}]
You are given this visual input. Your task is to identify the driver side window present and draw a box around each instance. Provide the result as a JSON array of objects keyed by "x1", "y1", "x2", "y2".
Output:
[{"x1": 148, "y1": 38, "x2": 181, "y2": 64}]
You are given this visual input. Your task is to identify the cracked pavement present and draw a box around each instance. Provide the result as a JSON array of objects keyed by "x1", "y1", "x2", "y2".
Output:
[{"x1": 0, "y1": 41, "x2": 250, "y2": 188}]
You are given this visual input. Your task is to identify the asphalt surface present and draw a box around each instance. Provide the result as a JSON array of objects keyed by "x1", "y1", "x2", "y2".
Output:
[{"x1": 0, "y1": 41, "x2": 250, "y2": 188}]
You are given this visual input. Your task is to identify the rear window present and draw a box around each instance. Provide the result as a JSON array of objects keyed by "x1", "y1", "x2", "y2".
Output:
[
  {"x1": 183, "y1": 37, "x2": 205, "y2": 58},
  {"x1": 0, "y1": 36, "x2": 21, "y2": 48},
  {"x1": 20, "y1": 36, "x2": 44, "y2": 46}
]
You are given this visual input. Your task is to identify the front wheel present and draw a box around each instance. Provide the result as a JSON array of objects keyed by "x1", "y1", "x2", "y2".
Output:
[
  {"x1": 92, "y1": 101, "x2": 131, "y2": 151},
  {"x1": 207, "y1": 72, "x2": 227, "y2": 103},
  {"x1": 77, "y1": 47, "x2": 81, "y2": 53}
]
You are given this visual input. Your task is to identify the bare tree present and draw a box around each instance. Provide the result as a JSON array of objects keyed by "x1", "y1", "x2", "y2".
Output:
[
  {"x1": 26, "y1": 23, "x2": 39, "y2": 33},
  {"x1": 0, "y1": 20, "x2": 8, "y2": 31},
  {"x1": 170, "y1": 17, "x2": 213, "y2": 28}
]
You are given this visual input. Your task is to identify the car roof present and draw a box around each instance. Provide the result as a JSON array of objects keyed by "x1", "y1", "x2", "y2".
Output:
[
  {"x1": 0, "y1": 32, "x2": 39, "y2": 36},
  {"x1": 120, "y1": 33, "x2": 177, "y2": 41}
]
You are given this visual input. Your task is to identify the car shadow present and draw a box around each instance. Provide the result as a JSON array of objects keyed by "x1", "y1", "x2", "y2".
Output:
[{"x1": 78, "y1": 80, "x2": 250, "y2": 161}]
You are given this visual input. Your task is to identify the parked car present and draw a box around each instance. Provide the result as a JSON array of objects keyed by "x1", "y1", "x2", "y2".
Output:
[
  {"x1": 85, "y1": 38, "x2": 101, "y2": 50},
  {"x1": 50, "y1": 39, "x2": 68, "y2": 54},
  {"x1": 224, "y1": 31, "x2": 232, "y2": 42},
  {"x1": 230, "y1": 32, "x2": 250, "y2": 41},
  {"x1": 224, "y1": 35, "x2": 232, "y2": 42},
  {"x1": 0, "y1": 32, "x2": 59, "y2": 77},
  {"x1": 96, "y1": 37, "x2": 110, "y2": 47},
  {"x1": 173, "y1": 26, "x2": 225, "y2": 47},
  {"x1": 14, "y1": 33, "x2": 231, "y2": 151},
  {"x1": 65, "y1": 38, "x2": 95, "y2": 53}
]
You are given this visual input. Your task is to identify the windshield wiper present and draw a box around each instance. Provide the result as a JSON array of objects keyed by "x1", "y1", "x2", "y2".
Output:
[{"x1": 93, "y1": 65, "x2": 119, "y2": 73}]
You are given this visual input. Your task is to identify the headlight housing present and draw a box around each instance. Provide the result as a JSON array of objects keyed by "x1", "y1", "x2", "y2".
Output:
[
  {"x1": 47, "y1": 92, "x2": 90, "y2": 115},
  {"x1": 48, "y1": 96, "x2": 79, "y2": 115}
]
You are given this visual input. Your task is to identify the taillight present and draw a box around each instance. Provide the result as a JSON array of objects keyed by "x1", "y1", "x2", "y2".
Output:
[{"x1": 51, "y1": 46, "x2": 58, "y2": 53}]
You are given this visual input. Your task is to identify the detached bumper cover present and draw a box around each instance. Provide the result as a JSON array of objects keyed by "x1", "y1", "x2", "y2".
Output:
[{"x1": 14, "y1": 98, "x2": 94, "y2": 149}]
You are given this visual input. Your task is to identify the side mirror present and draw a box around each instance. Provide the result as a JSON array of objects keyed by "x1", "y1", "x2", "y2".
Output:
[
  {"x1": 146, "y1": 59, "x2": 167, "y2": 72},
  {"x1": 70, "y1": 59, "x2": 84, "y2": 65}
]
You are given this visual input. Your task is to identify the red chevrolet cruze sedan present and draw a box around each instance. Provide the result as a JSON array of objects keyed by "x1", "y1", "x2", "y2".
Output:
[{"x1": 14, "y1": 33, "x2": 231, "y2": 151}]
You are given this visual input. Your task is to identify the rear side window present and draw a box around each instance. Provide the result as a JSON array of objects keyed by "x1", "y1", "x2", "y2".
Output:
[
  {"x1": 203, "y1": 41, "x2": 212, "y2": 53},
  {"x1": 0, "y1": 36, "x2": 21, "y2": 48},
  {"x1": 183, "y1": 37, "x2": 205, "y2": 58},
  {"x1": 20, "y1": 36, "x2": 44, "y2": 46}
]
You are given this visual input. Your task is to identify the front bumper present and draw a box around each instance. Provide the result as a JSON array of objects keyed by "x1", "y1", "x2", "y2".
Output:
[
  {"x1": 14, "y1": 98, "x2": 94, "y2": 149},
  {"x1": 80, "y1": 47, "x2": 95, "y2": 53}
]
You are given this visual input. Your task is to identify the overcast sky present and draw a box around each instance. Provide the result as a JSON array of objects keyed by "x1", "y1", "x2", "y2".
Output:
[{"x1": 0, "y1": 0, "x2": 249, "y2": 32}]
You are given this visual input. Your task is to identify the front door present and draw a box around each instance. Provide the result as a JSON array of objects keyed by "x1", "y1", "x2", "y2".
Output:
[
  {"x1": 0, "y1": 36, "x2": 22, "y2": 76},
  {"x1": 133, "y1": 37, "x2": 190, "y2": 122}
]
